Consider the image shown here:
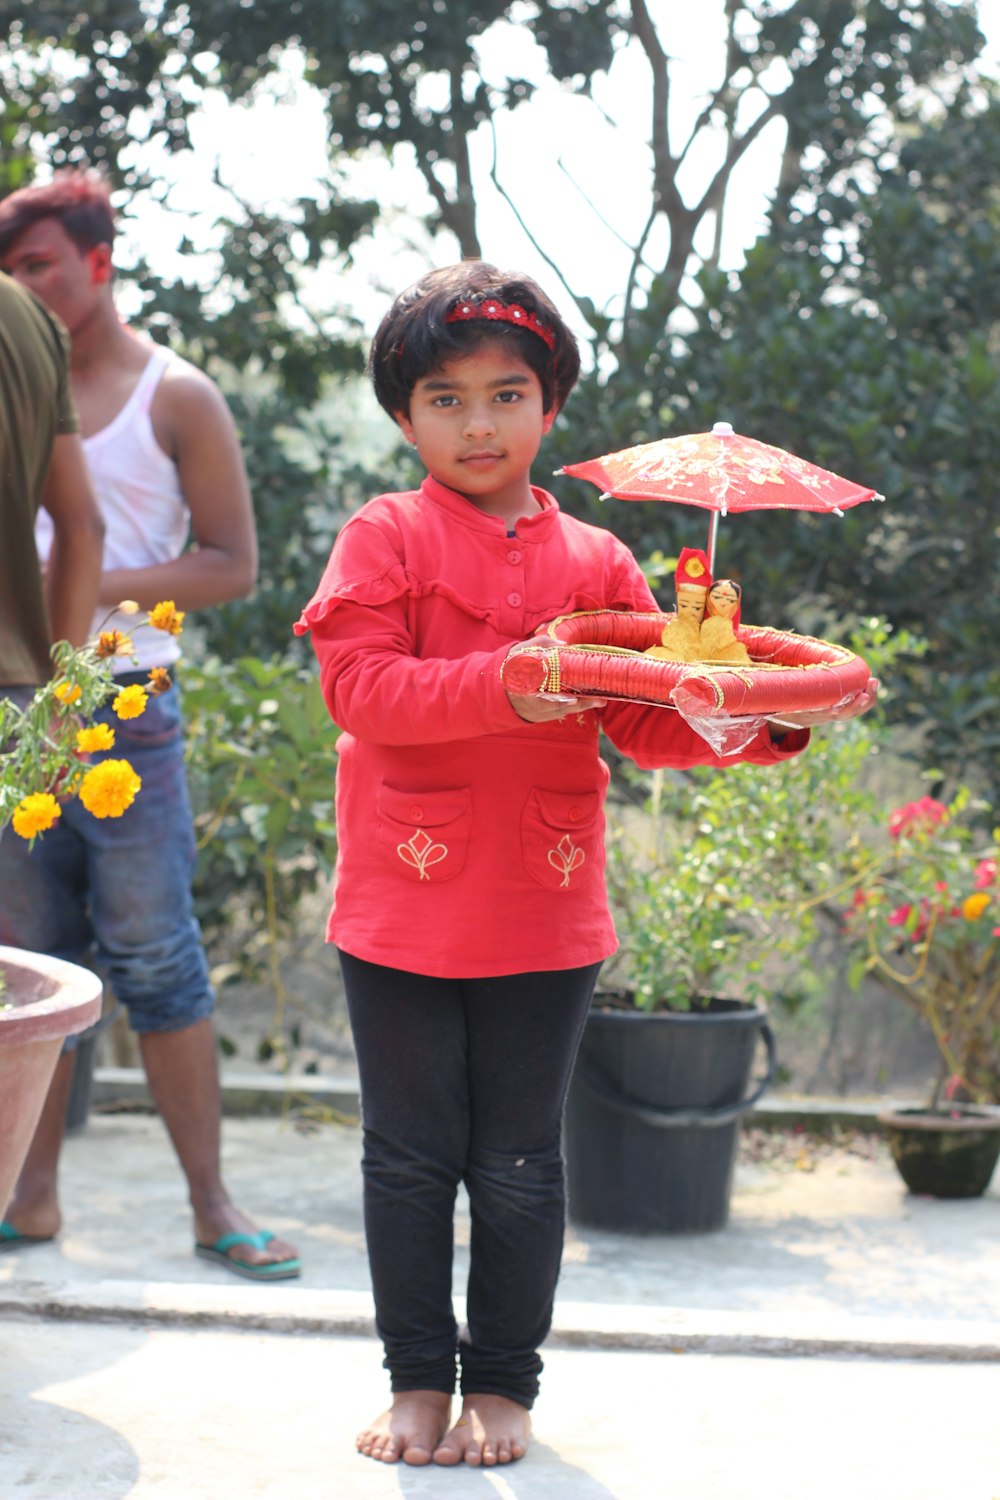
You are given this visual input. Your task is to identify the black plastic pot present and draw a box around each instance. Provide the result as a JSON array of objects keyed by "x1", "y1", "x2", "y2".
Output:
[
  {"x1": 565, "y1": 997, "x2": 774, "y2": 1234},
  {"x1": 877, "y1": 1106, "x2": 1000, "y2": 1198},
  {"x1": 64, "y1": 996, "x2": 118, "y2": 1136}
]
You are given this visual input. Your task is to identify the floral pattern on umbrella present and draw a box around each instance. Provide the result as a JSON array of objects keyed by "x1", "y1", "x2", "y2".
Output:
[{"x1": 559, "y1": 422, "x2": 882, "y2": 517}]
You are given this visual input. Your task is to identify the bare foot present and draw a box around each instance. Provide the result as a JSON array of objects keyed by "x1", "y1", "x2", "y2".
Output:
[
  {"x1": 357, "y1": 1391, "x2": 452, "y2": 1465},
  {"x1": 433, "y1": 1393, "x2": 531, "y2": 1467},
  {"x1": 193, "y1": 1202, "x2": 298, "y2": 1273}
]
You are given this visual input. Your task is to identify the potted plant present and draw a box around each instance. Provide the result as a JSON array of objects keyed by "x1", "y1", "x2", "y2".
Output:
[
  {"x1": 0, "y1": 604, "x2": 178, "y2": 1214},
  {"x1": 839, "y1": 789, "x2": 1000, "y2": 1198},
  {"x1": 565, "y1": 713, "x2": 878, "y2": 1234}
]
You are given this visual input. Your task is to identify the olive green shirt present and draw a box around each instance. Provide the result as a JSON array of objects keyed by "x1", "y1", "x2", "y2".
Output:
[{"x1": 0, "y1": 271, "x2": 78, "y2": 687}]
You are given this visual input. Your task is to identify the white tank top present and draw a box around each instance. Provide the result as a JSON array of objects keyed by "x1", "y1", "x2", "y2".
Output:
[{"x1": 36, "y1": 347, "x2": 188, "y2": 672}]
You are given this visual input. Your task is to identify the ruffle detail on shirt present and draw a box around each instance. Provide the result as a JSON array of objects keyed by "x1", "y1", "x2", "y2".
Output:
[
  {"x1": 293, "y1": 561, "x2": 410, "y2": 634},
  {"x1": 527, "y1": 579, "x2": 654, "y2": 630},
  {"x1": 293, "y1": 566, "x2": 499, "y2": 635},
  {"x1": 410, "y1": 577, "x2": 497, "y2": 625}
]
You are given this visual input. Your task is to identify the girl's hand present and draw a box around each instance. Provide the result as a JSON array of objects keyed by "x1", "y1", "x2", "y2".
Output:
[
  {"x1": 767, "y1": 678, "x2": 879, "y2": 731},
  {"x1": 502, "y1": 634, "x2": 607, "y2": 720},
  {"x1": 508, "y1": 690, "x2": 608, "y2": 723}
]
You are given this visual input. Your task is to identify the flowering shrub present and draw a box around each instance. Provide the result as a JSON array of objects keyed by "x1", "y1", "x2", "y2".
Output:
[
  {"x1": 841, "y1": 789, "x2": 999, "y2": 1106},
  {"x1": 603, "y1": 715, "x2": 878, "y2": 1012},
  {"x1": 0, "y1": 603, "x2": 182, "y2": 844}
]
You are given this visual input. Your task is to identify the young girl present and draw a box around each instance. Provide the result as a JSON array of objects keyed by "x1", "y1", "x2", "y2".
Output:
[{"x1": 295, "y1": 263, "x2": 868, "y2": 1469}]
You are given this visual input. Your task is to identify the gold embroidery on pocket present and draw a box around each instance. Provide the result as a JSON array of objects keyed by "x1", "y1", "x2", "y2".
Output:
[
  {"x1": 397, "y1": 829, "x2": 448, "y2": 880},
  {"x1": 547, "y1": 834, "x2": 585, "y2": 888}
]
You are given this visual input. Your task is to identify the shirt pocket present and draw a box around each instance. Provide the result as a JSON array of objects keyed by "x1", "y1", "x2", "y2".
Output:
[
  {"x1": 376, "y1": 784, "x2": 472, "y2": 884},
  {"x1": 521, "y1": 787, "x2": 601, "y2": 892}
]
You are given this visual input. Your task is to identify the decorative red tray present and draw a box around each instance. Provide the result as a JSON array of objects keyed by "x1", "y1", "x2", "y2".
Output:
[{"x1": 501, "y1": 610, "x2": 874, "y2": 718}]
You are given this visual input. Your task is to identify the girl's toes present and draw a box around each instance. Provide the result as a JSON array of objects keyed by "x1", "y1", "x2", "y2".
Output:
[{"x1": 497, "y1": 1439, "x2": 513, "y2": 1464}]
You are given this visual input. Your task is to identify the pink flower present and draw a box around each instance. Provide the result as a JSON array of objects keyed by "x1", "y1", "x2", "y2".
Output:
[
  {"x1": 974, "y1": 858, "x2": 997, "y2": 890},
  {"x1": 888, "y1": 796, "x2": 948, "y2": 839},
  {"x1": 887, "y1": 905, "x2": 912, "y2": 927}
]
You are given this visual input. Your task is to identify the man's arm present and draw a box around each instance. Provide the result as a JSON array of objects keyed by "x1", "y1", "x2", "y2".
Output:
[
  {"x1": 97, "y1": 365, "x2": 258, "y2": 610},
  {"x1": 43, "y1": 431, "x2": 105, "y2": 647}
]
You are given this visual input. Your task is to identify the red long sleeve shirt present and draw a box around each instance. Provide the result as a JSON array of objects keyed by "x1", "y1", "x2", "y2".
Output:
[{"x1": 295, "y1": 476, "x2": 807, "y2": 978}]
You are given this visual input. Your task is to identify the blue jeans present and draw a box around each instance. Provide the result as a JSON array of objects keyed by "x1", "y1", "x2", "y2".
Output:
[
  {"x1": 0, "y1": 679, "x2": 214, "y2": 1044},
  {"x1": 338, "y1": 950, "x2": 601, "y2": 1408}
]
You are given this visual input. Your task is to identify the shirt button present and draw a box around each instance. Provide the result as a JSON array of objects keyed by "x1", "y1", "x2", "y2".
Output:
[
  {"x1": 507, "y1": 591, "x2": 522, "y2": 607},
  {"x1": 409, "y1": 805, "x2": 424, "y2": 822},
  {"x1": 569, "y1": 805, "x2": 583, "y2": 820},
  {"x1": 506, "y1": 549, "x2": 523, "y2": 565}
]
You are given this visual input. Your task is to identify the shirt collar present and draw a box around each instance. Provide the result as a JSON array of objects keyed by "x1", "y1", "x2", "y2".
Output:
[{"x1": 421, "y1": 474, "x2": 560, "y2": 537}]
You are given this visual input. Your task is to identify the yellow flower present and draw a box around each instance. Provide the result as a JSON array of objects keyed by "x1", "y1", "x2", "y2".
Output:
[
  {"x1": 95, "y1": 630, "x2": 134, "y2": 659},
  {"x1": 12, "y1": 792, "x2": 62, "y2": 840},
  {"x1": 148, "y1": 600, "x2": 185, "y2": 636},
  {"x1": 686, "y1": 558, "x2": 706, "y2": 578},
  {"x1": 147, "y1": 666, "x2": 172, "y2": 696},
  {"x1": 962, "y1": 892, "x2": 990, "y2": 922},
  {"x1": 113, "y1": 683, "x2": 148, "y2": 720},
  {"x1": 78, "y1": 759, "x2": 142, "y2": 819},
  {"x1": 75, "y1": 723, "x2": 116, "y2": 753},
  {"x1": 53, "y1": 681, "x2": 81, "y2": 706}
]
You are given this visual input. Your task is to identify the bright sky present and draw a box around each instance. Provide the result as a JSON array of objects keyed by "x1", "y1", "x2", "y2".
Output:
[{"x1": 116, "y1": 0, "x2": 1000, "y2": 343}]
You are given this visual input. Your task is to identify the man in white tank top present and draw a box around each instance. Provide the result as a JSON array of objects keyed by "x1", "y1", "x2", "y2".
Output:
[{"x1": 0, "y1": 171, "x2": 300, "y2": 1281}]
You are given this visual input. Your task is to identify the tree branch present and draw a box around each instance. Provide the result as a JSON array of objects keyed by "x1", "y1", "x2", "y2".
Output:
[{"x1": 487, "y1": 118, "x2": 597, "y2": 340}]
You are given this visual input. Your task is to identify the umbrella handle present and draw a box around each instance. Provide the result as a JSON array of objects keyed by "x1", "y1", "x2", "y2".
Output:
[{"x1": 706, "y1": 510, "x2": 719, "y2": 573}]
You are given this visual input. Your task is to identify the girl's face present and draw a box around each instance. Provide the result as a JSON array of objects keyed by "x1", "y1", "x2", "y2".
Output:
[{"x1": 395, "y1": 343, "x2": 555, "y2": 521}]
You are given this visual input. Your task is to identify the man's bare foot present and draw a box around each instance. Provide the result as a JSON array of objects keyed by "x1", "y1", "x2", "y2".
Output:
[
  {"x1": 357, "y1": 1390, "x2": 452, "y2": 1465},
  {"x1": 433, "y1": 1394, "x2": 532, "y2": 1467},
  {"x1": 193, "y1": 1202, "x2": 298, "y2": 1273}
]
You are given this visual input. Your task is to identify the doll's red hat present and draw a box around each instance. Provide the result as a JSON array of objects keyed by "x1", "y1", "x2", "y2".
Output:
[{"x1": 675, "y1": 547, "x2": 712, "y2": 592}]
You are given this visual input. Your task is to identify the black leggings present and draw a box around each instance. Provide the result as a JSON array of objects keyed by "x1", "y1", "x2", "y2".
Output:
[{"x1": 338, "y1": 950, "x2": 602, "y2": 1408}]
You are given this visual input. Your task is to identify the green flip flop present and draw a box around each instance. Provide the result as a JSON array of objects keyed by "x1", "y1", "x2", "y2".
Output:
[
  {"x1": 0, "y1": 1219, "x2": 56, "y2": 1252},
  {"x1": 194, "y1": 1229, "x2": 301, "y2": 1281}
]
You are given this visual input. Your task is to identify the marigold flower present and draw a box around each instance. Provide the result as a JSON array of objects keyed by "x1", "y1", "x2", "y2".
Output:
[
  {"x1": 148, "y1": 600, "x2": 185, "y2": 636},
  {"x1": 113, "y1": 683, "x2": 148, "y2": 720},
  {"x1": 95, "y1": 630, "x2": 134, "y2": 659},
  {"x1": 75, "y1": 723, "x2": 115, "y2": 754},
  {"x1": 962, "y1": 892, "x2": 990, "y2": 922},
  {"x1": 53, "y1": 681, "x2": 81, "y2": 706},
  {"x1": 147, "y1": 666, "x2": 172, "y2": 696},
  {"x1": 888, "y1": 796, "x2": 948, "y2": 839},
  {"x1": 78, "y1": 759, "x2": 141, "y2": 819},
  {"x1": 12, "y1": 792, "x2": 62, "y2": 839}
]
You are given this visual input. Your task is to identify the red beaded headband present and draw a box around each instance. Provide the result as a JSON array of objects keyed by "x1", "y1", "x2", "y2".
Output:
[{"x1": 446, "y1": 296, "x2": 557, "y2": 351}]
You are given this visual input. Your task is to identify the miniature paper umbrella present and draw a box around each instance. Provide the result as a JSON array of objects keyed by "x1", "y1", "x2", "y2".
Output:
[{"x1": 558, "y1": 421, "x2": 883, "y2": 569}]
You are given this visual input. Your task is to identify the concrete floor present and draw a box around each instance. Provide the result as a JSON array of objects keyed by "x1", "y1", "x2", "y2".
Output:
[
  {"x1": 4, "y1": 1325, "x2": 999, "y2": 1499},
  {"x1": 3, "y1": 1115, "x2": 999, "y2": 1498}
]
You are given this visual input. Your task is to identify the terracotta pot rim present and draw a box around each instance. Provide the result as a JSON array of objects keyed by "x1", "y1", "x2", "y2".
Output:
[
  {"x1": 0, "y1": 945, "x2": 103, "y2": 1044},
  {"x1": 877, "y1": 1106, "x2": 1000, "y2": 1133}
]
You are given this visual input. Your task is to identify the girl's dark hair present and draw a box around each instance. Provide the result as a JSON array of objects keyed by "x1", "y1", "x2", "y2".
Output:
[
  {"x1": 369, "y1": 262, "x2": 580, "y2": 418},
  {"x1": 0, "y1": 168, "x2": 116, "y2": 259}
]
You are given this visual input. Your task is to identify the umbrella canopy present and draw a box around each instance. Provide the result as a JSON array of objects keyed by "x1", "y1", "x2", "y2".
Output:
[{"x1": 558, "y1": 422, "x2": 881, "y2": 517}]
